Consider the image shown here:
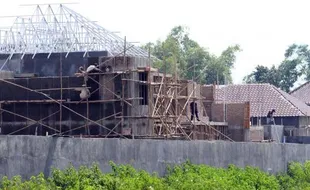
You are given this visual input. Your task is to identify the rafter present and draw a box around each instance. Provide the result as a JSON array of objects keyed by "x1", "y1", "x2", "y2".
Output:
[{"x1": 0, "y1": 4, "x2": 148, "y2": 59}]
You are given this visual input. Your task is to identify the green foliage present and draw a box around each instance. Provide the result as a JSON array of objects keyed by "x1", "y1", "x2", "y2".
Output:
[
  {"x1": 3, "y1": 161, "x2": 310, "y2": 189},
  {"x1": 142, "y1": 26, "x2": 241, "y2": 84},
  {"x1": 204, "y1": 44, "x2": 241, "y2": 85},
  {"x1": 243, "y1": 65, "x2": 281, "y2": 86},
  {"x1": 244, "y1": 43, "x2": 310, "y2": 92}
]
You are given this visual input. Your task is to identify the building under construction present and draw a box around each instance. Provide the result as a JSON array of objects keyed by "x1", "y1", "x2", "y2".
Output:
[{"x1": 0, "y1": 4, "x2": 250, "y2": 141}]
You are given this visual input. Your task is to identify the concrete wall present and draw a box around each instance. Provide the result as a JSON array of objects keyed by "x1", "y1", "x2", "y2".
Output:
[
  {"x1": 292, "y1": 127, "x2": 310, "y2": 136},
  {"x1": 228, "y1": 126, "x2": 246, "y2": 142},
  {"x1": 100, "y1": 56, "x2": 149, "y2": 71},
  {"x1": 299, "y1": 116, "x2": 310, "y2": 127},
  {"x1": 2, "y1": 136, "x2": 310, "y2": 179},
  {"x1": 228, "y1": 126, "x2": 264, "y2": 142},
  {"x1": 250, "y1": 126, "x2": 264, "y2": 142},
  {"x1": 251, "y1": 116, "x2": 299, "y2": 127},
  {"x1": 263, "y1": 125, "x2": 284, "y2": 142},
  {"x1": 1, "y1": 52, "x2": 108, "y2": 77},
  {"x1": 285, "y1": 136, "x2": 310, "y2": 144}
]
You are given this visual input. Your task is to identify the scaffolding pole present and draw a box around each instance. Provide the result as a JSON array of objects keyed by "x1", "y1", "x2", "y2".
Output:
[{"x1": 0, "y1": 78, "x2": 128, "y2": 138}]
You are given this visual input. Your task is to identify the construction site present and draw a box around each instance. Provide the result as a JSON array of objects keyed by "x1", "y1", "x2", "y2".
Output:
[{"x1": 0, "y1": 4, "x2": 254, "y2": 142}]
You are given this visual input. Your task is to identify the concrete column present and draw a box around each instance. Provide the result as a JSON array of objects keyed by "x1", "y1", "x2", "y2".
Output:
[{"x1": 244, "y1": 128, "x2": 250, "y2": 142}]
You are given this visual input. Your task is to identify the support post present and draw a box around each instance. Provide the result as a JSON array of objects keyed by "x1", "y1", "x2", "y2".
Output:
[
  {"x1": 86, "y1": 97, "x2": 90, "y2": 135},
  {"x1": 59, "y1": 52, "x2": 63, "y2": 134},
  {"x1": 0, "y1": 103, "x2": 2, "y2": 134},
  {"x1": 121, "y1": 36, "x2": 126, "y2": 134},
  {"x1": 147, "y1": 46, "x2": 153, "y2": 135}
]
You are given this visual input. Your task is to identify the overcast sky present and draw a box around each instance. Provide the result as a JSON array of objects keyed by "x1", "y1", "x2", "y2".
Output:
[{"x1": 1, "y1": 0, "x2": 310, "y2": 85}]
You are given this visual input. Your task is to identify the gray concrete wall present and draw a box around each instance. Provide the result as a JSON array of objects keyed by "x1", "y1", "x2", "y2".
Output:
[
  {"x1": 264, "y1": 125, "x2": 284, "y2": 143},
  {"x1": 299, "y1": 116, "x2": 310, "y2": 127},
  {"x1": 285, "y1": 136, "x2": 310, "y2": 144},
  {"x1": 228, "y1": 126, "x2": 245, "y2": 141},
  {"x1": 1, "y1": 135, "x2": 310, "y2": 179}
]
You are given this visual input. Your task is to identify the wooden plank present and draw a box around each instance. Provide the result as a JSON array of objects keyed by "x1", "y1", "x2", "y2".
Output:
[
  {"x1": 0, "y1": 99, "x2": 65, "y2": 103},
  {"x1": 14, "y1": 73, "x2": 38, "y2": 78}
]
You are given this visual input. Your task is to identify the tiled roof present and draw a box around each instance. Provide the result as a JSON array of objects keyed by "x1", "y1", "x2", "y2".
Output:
[
  {"x1": 213, "y1": 83, "x2": 310, "y2": 117},
  {"x1": 290, "y1": 81, "x2": 310, "y2": 104}
]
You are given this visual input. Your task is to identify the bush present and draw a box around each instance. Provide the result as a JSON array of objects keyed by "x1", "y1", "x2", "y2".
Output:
[{"x1": 1, "y1": 161, "x2": 310, "y2": 189}]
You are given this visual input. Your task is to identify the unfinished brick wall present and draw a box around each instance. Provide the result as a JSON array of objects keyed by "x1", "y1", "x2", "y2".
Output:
[
  {"x1": 203, "y1": 102, "x2": 212, "y2": 119},
  {"x1": 201, "y1": 85, "x2": 214, "y2": 101},
  {"x1": 210, "y1": 103, "x2": 247, "y2": 127},
  {"x1": 210, "y1": 102, "x2": 253, "y2": 142},
  {"x1": 201, "y1": 85, "x2": 214, "y2": 121}
]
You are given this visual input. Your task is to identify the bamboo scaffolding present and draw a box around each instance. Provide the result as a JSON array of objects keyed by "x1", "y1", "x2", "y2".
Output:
[
  {"x1": 60, "y1": 52, "x2": 63, "y2": 134},
  {"x1": 60, "y1": 112, "x2": 121, "y2": 135},
  {"x1": 0, "y1": 78, "x2": 127, "y2": 138},
  {"x1": 0, "y1": 103, "x2": 1, "y2": 134},
  {"x1": 150, "y1": 70, "x2": 192, "y2": 139},
  {"x1": 36, "y1": 87, "x2": 91, "y2": 92},
  {"x1": 105, "y1": 120, "x2": 122, "y2": 138},
  {"x1": 88, "y1": 77, "x2": 133, "y2": 107},
  {"x1": 0, "y1": 108, "x2": 59, "y2": 133},
  {"x1": 0, "y1": 50, "x2": 231, "y2": 141},
  {"x1": 0, "y1": 38, "x2": 144, "y2": 137},
  {"x1": 8, "y1": 110, "x2": 60, "y2": 135},
  {"x1": 0, "y1": 100, "x2": 65, "y2": 103},
  {"x1": 176, "y1": 84, "x2": 197, "y2": 122},
  {"x1": 75, "y1": 72, "x2": 122, "y2": 105},
  {"x1": 0, "y1": 98, "x2": 141, "y2": 104},
  {"x1": 148, "y1": 62, "x2": 232, "y2": 141},
  {"x1": 121, "y1": 36, "x2": 126, "y2": 135},
  {"x1": 0, "y1": 39, "x2": 147, "y2": 137},
  {"x1": 200, "y1": 101, "x2": 234, "y2": 142}
]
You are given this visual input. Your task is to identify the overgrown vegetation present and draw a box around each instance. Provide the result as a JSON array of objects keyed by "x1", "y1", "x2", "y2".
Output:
[{"x1": 2, "y1": 161, "x2": 310, "y2": 189}]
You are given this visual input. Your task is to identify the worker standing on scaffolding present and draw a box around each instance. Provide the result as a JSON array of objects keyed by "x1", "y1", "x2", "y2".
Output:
[{"x1": 190, "y1": 100, "x2": 200, "y2": 122}]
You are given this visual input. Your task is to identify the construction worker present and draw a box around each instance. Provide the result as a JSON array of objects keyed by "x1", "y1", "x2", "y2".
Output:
[
  {"x1": 267, "y1": 109, "x2": 276, "y2": 125},
  {"x1": 190, "y1": 100, "x2": 200, "y2": 121}
]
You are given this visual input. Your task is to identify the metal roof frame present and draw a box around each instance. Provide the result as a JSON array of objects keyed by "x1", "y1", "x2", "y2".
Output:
[{"x1": 0, "y1": 4, "x2": 148, "y2": 63}]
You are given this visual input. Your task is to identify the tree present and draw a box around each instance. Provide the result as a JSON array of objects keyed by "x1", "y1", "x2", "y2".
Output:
[
  {"x1": 142, "y1": 27, "x2": 186, "y2": 78},
  {"x1": 243, "y1": 63, "x2": 300, "y2": 92},
  {"x1": 243, "y1": 43, "x2": 308, "y2": 92},
  {"x1": 185, "y1": 46, "x2": 211, "y2": 82},
  {"x1": 142, "y1": 26, "x2": 241, "y2": 85},
  {"x1": 205, "y1": 45, "x2": 241, "y2": 85},
  {"x1": 142, "y1": 37, "x2": 180, "y2": 75},
  {"x1": 283, "y1": 44, "x2": 310, "y2": 80},
  {"x1": 278, "y1": 59, "x2": 302, "y2": 92},
  {"x1": 243, "y1": 65, "x2": 280, "y2": 87}
]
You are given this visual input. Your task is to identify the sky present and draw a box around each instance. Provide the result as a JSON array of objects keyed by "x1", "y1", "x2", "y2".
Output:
[{"x1": 1, "y1": 0, "x2": 310, "y2": 85}]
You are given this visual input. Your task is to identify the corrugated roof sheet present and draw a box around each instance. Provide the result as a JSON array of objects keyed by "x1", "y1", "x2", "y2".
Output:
[{"x1": 213, "y1": 83, "x2": 310, "y2": 117}]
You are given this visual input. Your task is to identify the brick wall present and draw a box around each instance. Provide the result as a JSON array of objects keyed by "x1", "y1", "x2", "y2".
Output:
[
  {"x1": 187, "y1": 81, "x2": 201, "y2": 98},
  {"x1": 211, "y1": 103, "x2": 247, "y2": 127},
  {"x1": 201, "y1": 85, "x2": 214, "y2": 100},
  {"x1": 203, "y1": 102, "x2": 212, "y2": 119}
]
